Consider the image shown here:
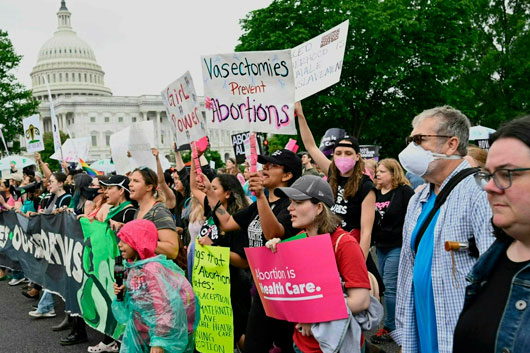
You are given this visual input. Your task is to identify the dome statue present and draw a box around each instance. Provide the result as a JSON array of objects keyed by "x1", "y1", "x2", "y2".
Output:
[{"x1": 30, "y1": 0, "x2": 112, "y2": 100}]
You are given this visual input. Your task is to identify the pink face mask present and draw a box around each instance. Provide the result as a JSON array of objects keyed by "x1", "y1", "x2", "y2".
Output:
[{"x1": 334, "y1": 157, "x2": 356, "y2": 175}]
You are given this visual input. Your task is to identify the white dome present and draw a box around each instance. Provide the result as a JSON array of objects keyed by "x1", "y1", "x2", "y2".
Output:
[{"x1": 31, "y1": 1, "x2": 112, "y2": 99}]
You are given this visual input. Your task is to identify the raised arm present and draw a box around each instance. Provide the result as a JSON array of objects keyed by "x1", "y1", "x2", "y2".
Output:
[
  {"x1": 35, "y1": 152, "x2": 52, "y2": 180},
  {"x1": 152, "y1": 148, "x2": 176, "y2": 209},
  {"x1": 173, "y1": 144, "x2": 185, "y2": 172},
  {"x1": 190, "y1": 153, "x2": 207, "y2": 207},
  {"x1": 250, "y1": 174, "x2": 286, "y2": 240},
  {"x1": 295, "y1": 102, "x2": 331, "y2": 175}
]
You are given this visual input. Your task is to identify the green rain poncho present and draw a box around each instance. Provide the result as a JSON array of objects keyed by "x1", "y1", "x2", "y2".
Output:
[{"x1": 112, "y1": 219, "x2": 199, "y2": 353}]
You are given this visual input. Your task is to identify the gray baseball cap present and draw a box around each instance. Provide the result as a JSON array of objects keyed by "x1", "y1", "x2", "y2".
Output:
[{"x1": 274, "y1": 175, "x2": 334, "y2": 208}]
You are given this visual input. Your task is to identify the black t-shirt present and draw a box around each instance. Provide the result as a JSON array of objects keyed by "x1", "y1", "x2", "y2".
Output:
[
  {"x1": 198, "y1": 196, "x2": 248, "y2": 259},
  {"x1": 330, "y1": 174, "x2": 374, "y2": 232},
  {"x1": 453, "y1": 250, "x2": 530, "y2": 353},
  {"x1": 233, "y1": 195, "x2": 299, "y2": 253},
  {"x1": 372, "y1": 185, "x2": 414, "y2": 248},
  {"x1": 110, "y1": 206, "x2": 137, "y2": 224},
  {"x1": 45, "y1": 193, "x2": 72, "y2": 211}
]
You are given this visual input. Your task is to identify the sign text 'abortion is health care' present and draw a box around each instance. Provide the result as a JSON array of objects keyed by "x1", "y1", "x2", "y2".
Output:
[
  {"x1": 245, "y1": 234, "x2": 347, "y2": 323},
  {"x1": 201, "y1": 50, "x2": 296, "y2": 135}
]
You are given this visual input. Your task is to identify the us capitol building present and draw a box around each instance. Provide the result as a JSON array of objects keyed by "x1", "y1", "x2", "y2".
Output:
[{"x1": 30, "y1": 1, "x2": 234, "y2": 161}]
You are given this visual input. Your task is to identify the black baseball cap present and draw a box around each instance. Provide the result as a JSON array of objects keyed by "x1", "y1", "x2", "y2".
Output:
[
  {"x1": 99, "y1": 175, "x2": 130, "y2": 192},
  {"x1": 258, "y1": 149, "x2": 302, "y2": 182},
  {"x1": 275, "y1": 175, "x2": 335, "y2": 207},
  {"x1": 333, "y1": 135, "x2": 360, "y2": 153}
]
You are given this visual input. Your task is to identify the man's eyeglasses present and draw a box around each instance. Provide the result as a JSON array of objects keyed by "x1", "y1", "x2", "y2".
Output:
[
  {"x1": 405, "y1": 134, "x2": 453, "y2": 145},
  {"x1": 474, "y1": 168, "x2": 530, "y2": 190}
]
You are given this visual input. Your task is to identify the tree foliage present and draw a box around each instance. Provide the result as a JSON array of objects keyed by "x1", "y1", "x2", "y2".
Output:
[
  {"x1": 41, "y1": 131, "x2": 69, "y2": 172},
  {"x1": 0, "y1": 30, "x2": 39, "y2": 152},
  {"x1": 236, "y1": 0, "x2": 530, "y2": 158}
]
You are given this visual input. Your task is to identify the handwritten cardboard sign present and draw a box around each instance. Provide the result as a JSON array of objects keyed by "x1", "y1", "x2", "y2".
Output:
[
  {"x1": 23, "y1": 115, "x2": 44, "y2": 153},
  {"x1": 201, "y1": 50, "x2": 296, "y2": 135},
  {"x1": 245, "y1": 234, "x2": 347, "y2": 323},
  {"x1": 161, "y1": 71, "x2": 207, "y2": 148},
  {"x1": 50, "y1": 137, "x2": 90, "y2": 162},
  {"x1": 292, "y1": 20, "x2": 349, "y2": 101},
  {"x1": 192, "y1": 243, "x2": 233, "y2": 353}
]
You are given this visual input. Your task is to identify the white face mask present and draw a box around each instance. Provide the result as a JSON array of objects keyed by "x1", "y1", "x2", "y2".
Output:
[{"x1": 398, "y1": 142, "x2": 461, "y2": 177}]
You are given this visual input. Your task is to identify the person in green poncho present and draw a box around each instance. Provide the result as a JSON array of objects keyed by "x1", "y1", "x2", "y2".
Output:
[
  {"x1": 86, "y1": 174, "x2": 137, "y2": 353},
  {"x1": 113, "y1": 219, "x2": 198, "y2": 353}
]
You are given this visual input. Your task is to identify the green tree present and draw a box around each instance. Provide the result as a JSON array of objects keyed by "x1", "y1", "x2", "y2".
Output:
[
  {"x1": 236, "y1": 0, "x2": 529, "y2": 159},
  {"x1": 181, "y1": 149, "x2": 225, "y2": 169},
  {"x1": 40, "y1": 131, "x2": 69, "y2": 171},
  {"x1": 0, "y1": 30, "x2": 39, "y2": 153}
]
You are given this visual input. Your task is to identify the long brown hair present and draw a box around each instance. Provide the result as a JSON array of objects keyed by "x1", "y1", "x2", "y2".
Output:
[
  {"x1": 376, "y1": 158, "x2": 411, "y2": 190},
  {"x1": 329, "y1": 157, "x2": 365, "y2": 200},
  {"x1": 314, "y1": 201, "x2": 342, "y2": 234}
]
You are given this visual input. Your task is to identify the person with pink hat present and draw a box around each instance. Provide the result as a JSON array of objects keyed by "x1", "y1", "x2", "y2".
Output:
[{"x1": 112, "y1": 219, "x2": 198, "y2": 353}]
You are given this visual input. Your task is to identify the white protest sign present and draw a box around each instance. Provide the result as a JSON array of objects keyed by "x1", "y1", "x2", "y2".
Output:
[
  {"x1": 50, "y1": 137, "x2": 90, "y2": 162},
  {"x1": 23, "y1": 115, "x2": 45, "y2": 153},
  {"x1": 201, "y1": 50, "x2": 296, "y2": 135},
  {"x1": 292, "y1": 20, "x2": 349, "y2": 101},
  {"x1": 161, "y1": 71, "x2": 206, "y2": 148},
  {"x1": 43, "y1": 76, "x2": 63, "y2": 156},
  {"x1": 110, "y1": 121, "x2": 170, "y2": 174}
]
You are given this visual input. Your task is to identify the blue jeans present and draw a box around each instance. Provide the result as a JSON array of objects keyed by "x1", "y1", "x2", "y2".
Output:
[
  {"x1": 37, "y1": 290, "x2": 55, "y2": 314},
  {"x1": 12, "y1": 270, "x2": 24, "y2": 280},
  {"x1": 376, "y1": 247, "x2": 401, "y2": 332}
]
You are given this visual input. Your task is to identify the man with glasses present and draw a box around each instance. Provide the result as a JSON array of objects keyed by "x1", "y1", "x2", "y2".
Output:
[{"x1": 394, "y1": 106, "x2": 495, "y2": 353}]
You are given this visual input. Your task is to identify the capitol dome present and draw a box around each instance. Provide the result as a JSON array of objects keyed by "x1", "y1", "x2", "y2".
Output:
[{"x1": 30, "y1": 0, "x2": 112, "y2": 100}]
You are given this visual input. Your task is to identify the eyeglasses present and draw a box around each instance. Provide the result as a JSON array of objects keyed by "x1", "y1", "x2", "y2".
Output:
[
  {"x1": 405, "y1": 134, "x2": 453, "y2": 145},
  {"x1": 474, "y1": 168, "x2": 530, "y2": 190}
]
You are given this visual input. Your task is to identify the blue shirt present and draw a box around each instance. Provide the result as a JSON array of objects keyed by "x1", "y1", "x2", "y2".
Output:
[{"x1": 411, "y1": 191, "x2": 439, "y2": 353}]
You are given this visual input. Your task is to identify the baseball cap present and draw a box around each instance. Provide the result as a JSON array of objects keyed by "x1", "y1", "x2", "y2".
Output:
[
  {"x1": 274, "y1": 175, "x2": 335, "y2": 208},
  {"x1": 99, "y1": 174, "x2": 130, "y2": 192},
  {"x1": 333, "y1": 135, "x2": 360, "y2": 154},
  {"x1": 7, "y1": 173, "x2": 23, "y2": 182},
  {"x1": 258, "y1": 149, "x2": 302, "y2": 182}
]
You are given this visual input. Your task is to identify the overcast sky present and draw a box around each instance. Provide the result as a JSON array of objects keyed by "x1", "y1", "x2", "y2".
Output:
[{"x1": 0, "y1": 0, "x2": 273, "y2": 96}]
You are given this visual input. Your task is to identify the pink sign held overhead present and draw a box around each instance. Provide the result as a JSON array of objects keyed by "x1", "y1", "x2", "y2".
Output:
[{"x1": 244, "y1": 234, "x2": 347, "y2": 323}]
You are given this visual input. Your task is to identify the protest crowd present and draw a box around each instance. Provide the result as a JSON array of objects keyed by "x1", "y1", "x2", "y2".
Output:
[{"x1": 1, "y1": 101, "x2": 529, "y2": 353}]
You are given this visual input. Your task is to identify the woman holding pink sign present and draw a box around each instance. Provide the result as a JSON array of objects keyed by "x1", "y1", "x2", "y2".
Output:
[{"x1": 267, "y1": 175, "x2": 372, "y2": 353}]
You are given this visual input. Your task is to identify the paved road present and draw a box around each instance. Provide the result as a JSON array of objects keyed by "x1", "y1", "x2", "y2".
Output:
[
  {"x1": 0, "y1": 281, "x2": 101, "y2": 353},
  {"x1": 0, "y1": 279, "x2": 399, "y2": 353}
]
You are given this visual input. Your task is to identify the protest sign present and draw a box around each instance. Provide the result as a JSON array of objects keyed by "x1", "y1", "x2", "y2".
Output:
[
  {"x1": 23, "y1": 115, "x2": 45, "y2": 152},
  {"x1": 359, "y1": 145, "x2": 380, "y2": 161},
  {"x1": 245, "y1": 234, "x2": 347, "y2": 323},
  {"x1": 319, "y1": 128, "x2": 347, "y2": 157},
  {"x1": 292, "y1": 20, "x2": 349, "y2": 101},
  {"x1": 0, "y1": 126, "x2": 9, "y2": 155},
  {"x1": 161, "y1": 71, "x2": 207, "y2": 148},
  {"x1": 231, "y1": 132, "x2": 264, "y2": 164},
  {"x1": 201, "y1": 50, "x2": 296, "y2": 135},
  {"x1": 43, "y1": 76, "x2": 63, "y2": 156},
  {"x1": 50, "y1": 137, "x2": 90, "y2": 162},
  {"x1": 110, "y1": 121, "x2": 171, "y2": 174},
  {"x1": 0, "y1": 211, "x2": 124, "y2": 340},
  {"x1": 192, "y1": 243, "x2": 233, "y2": 353}
]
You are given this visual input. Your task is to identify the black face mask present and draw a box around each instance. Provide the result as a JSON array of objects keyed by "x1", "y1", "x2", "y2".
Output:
[{"x1": 83, "y1": 187, "x2": 100, "y2": 201}]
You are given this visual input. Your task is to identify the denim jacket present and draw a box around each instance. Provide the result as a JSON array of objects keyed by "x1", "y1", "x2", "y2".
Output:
[{"x1": 463, "y1": 238, "x2": 530, "y2": 353}]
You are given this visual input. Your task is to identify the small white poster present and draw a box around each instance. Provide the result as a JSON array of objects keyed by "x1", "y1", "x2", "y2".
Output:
[
  {"x1": 50, "y1": 137, "x2": 90, "y2": 162},
  {"x1": 23, "y1": 115, "x2": 45, "y2": 153},
  {"x1": 201, "y1": 49, "x2": 296, "y2": 135},
  {"x1": 292, "y1": 20, "x2": 349, "y2": 101},
  {"x1": 161, "y1": 71, "x2": 206, "y2": 148}
]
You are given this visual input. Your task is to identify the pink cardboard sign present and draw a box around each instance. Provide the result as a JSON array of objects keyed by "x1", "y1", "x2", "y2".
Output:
[{"x1": 244, "y1": 234, "x2": 347, "y2": 323}]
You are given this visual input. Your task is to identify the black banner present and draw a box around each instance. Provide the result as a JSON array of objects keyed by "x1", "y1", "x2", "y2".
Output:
[{"x1": 0, "y1": 211, "x2": 84, "y2": 313}]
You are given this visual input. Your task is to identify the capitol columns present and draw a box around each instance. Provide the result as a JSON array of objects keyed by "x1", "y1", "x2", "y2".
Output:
[{"x1": 156, "y1": 111, "x2": 161, "y2": 145}]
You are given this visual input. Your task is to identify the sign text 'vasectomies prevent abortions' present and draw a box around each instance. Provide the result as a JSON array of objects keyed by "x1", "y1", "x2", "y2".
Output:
[
  {"x1": 201, "y1": 50, "x2": 297, "y2": 135},
  {"x1": 245, "y1": 234, "x2": 347, "y2": 323}
]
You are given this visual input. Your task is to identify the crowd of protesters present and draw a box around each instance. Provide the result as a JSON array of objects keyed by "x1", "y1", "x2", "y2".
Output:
[{"x1": 0, "y1": 103, "x2": 529, "y2": 353}]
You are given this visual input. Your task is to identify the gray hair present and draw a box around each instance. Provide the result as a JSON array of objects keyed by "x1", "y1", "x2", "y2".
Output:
[{"x1": 412, "y1": 105, "x2": 470, "y2": 155}]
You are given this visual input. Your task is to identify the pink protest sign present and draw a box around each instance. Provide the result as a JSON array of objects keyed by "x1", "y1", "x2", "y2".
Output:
[{"x1": 244, "y1": 234, "x2": 347, "y2": 323}]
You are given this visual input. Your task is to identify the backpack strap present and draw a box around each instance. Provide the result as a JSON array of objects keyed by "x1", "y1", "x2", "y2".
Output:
[{"x1": 414, "y1": 167, "x2": 479, "y2": 253}]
